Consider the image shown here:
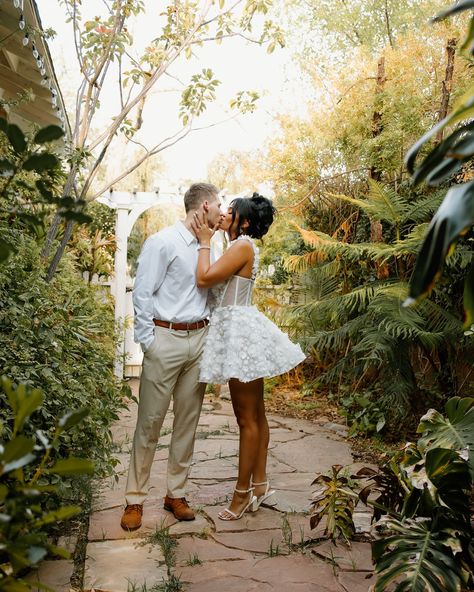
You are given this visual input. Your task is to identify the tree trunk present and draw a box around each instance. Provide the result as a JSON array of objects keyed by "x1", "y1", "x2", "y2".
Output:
[
  {"x1": 370, "y1": 55, "x2": 386, "y2": 182},
  {"x1": 41, "y1": 167, "x2": 77, "y2": 261},
  {"x1": 46, "y1": 219, "x2": 76, "y2": 282},
  {"x1": 369, "y1": 55, "x2": 389, "y2": 278},
  {"x1": 436, "y1": 38, "x2": 457, "y2": 143}
]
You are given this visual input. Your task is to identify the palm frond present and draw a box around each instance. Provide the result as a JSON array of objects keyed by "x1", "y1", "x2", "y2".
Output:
[
  {"x1": 327, "y1": 179, "x2": 408, "y2": 225},
  {"x1": 292, "y1": 223, "x2": 394, "y2": 264},
  {"x1": 405, "y1": 193, "x2": 444, "y2": 223}
]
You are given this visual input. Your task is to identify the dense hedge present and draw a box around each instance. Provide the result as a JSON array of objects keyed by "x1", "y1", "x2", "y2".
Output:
[{"x1": 0, "y1": 231, "x2": 126, "y2": 477}]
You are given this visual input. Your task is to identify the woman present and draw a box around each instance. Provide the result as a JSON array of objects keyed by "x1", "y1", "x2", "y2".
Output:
[{"x1": 191, "y1": 193, "x2": 305, "y2": 520}]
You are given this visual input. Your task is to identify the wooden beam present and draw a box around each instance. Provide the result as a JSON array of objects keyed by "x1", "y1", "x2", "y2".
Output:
[
  {"x1": 0, "y1": 63, "x2": 49, "y2": 99},
  {"x1": 3, "y1": 50, "x2": 20, "y2": 72},
  {"x1": 0, "y1": 76, "x2": 55, "y2": 115},
  {"x1": 2, "y1": 89, "x2": 60, "y2": 127}
]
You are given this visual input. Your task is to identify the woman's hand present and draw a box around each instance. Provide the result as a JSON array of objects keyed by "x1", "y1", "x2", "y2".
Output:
[{"x1": 191, "y1": 211, "x2": 217, "y2": 245}]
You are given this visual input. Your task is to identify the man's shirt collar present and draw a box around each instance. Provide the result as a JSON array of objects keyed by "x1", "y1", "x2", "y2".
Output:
[{"x1": 175, "y1": 220, "x2": 197, "y2": 246}]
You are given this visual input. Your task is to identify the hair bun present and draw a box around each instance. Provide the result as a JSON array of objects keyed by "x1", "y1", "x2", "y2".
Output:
[{"x1": 247, "y1": 192, "x2": 276, "y2": 238}]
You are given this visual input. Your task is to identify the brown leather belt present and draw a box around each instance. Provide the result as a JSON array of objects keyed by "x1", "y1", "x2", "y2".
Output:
[{"x1": 153, "y1": 318, "x2": 209, "y2": 331}]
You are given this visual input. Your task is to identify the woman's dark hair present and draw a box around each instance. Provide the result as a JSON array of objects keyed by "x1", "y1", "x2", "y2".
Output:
[{"x1": 230, "y1": 192, "x2": 276, "y2": 239}]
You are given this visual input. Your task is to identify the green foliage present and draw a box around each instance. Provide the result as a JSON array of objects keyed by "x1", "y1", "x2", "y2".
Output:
[
  {"x1": 340, "y1": 392, "x2": 386, "y2": 436},
  {"x1": 0, "y1": 119, "x2": 90, "y2": 263},
  {"x1": 0, "y1": 377, "x2": 94, "y2": 591},
  {"x1": 310, "y1": 465, "x2": 358, "y2": 542},
  {"x1": 417, "y1": 396, "x2": 474, "y2": 473},
  {"x1": 355, "y1": 397, "x2": 473, "y2": 591},
  {"x1": 0, "y1": 235, "x2": 126, "y2": 477},
  {"x1": 372, "y1": 516, "x2": 468, "y2": 592},
  {"x1": 405, "y1": 2, "x2": 474, "y2": 322}
]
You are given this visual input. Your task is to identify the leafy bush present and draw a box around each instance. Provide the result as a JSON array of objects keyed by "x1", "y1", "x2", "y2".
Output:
[
  {"x1": 311, "y1": 397, "x2": 473, "y2": 591},
  {"x1": 0, "y1": 118, "x2": 90, "y2": 263},
  {"x1": 0, "y1": 377, "x2": 94, "y2": 591},
  {"x1": 0, "y1": 235, "x2": 126, "y2": 477}
]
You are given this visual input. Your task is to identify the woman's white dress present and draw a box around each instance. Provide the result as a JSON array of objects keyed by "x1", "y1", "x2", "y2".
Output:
[{"x1": 199, "y1": 235, "x2": 306, "y2": 384}]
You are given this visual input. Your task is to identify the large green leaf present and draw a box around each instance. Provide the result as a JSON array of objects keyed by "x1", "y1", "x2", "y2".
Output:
[
  {"x1": 405, "y1": 181, "x2": 474, "y2": 303},
  {"x1": 0, "y1": 436, "x2": 35, "y2": 474},
  {"x1": 46, "y1": 457, "x2": 94, "y2": 476},
  {"x1": 434, "y1": 0, "x2": 474, "y2": 21},
  {"x1": 1, "y1": 379, "x2": 45, "y2": 436},
  {"x1": 463, "y1": 263, "x2": 474, "y2": 329},
  {"x1": 424, "y1": 448, "x2": 472, "y2": 515},
  {"x1": 418, "y1": 397, "x2": 474, "y2": 473},
  {"x1": 23, "y1": 153, "x2": 59, "y2": 172},
  {"x1": 406, "y1": 89, "x2": 474, "y2": 177},
  {"x1": 6, "y1": 124, "x2": 27, "y2": 153},
  {"x1": 373, "y1": 517, "x2": 466, "y2": 592},
  {"x1": 58, "y1": 408, "x2": 89, "y2": 431},
  {"x1": 32, "y1": 505, "x2": 80, "y2": 527},
  {"x1": 410, "y1": 122, "x2": 474, "y2": 187},
  {"x1": 33, "y1": 125, "x2": 64, "y2": 144}
]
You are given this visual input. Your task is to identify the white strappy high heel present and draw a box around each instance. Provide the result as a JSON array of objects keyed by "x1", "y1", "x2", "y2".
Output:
[
  {"x1": 251, "y1": 481, "x2": 275, "y2": 512},
  {"x1": 218, "y1": 487, "x2": 256, "y2": 521}
]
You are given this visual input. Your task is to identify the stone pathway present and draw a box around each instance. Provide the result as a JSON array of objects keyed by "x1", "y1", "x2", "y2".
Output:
[{"x1": 36, "y1": 380, "x2": 377, "y2": 591}]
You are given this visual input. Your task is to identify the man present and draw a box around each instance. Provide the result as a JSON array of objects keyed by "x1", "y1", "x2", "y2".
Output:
[{"x1": 121, "y1": 182, "x2": 222, "y2": 530}]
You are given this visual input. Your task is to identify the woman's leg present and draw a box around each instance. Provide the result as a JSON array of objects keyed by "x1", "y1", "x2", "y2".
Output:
[
  {"x1": 251, "y1": 389, "x2": 270, "y2": 499},
  {"x1": 222, "y1": 377, "x2": 263, "y2": 516}
]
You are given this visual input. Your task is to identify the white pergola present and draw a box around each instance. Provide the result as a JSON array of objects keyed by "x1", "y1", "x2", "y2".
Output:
[{"x1": 98, "y1": 190, "x2": 184, "y2": 377}]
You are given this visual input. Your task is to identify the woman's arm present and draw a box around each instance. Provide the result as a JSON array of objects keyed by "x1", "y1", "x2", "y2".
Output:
[
  {"x1": 196, "y1": 240, "x2": 253, "y2": 288},
  {"x1": 191, "y1": 211, "x2": 254, "y2": 288}
]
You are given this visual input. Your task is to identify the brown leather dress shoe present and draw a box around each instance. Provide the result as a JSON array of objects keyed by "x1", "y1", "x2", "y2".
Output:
[
  {"x1": 163, "y1": 496, "x2": 195, "y2": 521},
  {"x1": 120, "y1": 504, "x2": 143, "y2": 530}
]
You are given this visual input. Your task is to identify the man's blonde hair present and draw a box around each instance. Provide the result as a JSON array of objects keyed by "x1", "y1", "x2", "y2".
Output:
[{"x1": 183, "y1": 183, "x2": 219, "y2": 213}]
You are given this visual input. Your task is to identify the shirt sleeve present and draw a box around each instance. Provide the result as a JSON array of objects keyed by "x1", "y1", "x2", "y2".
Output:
[{"x1": 133, "y1": 235, "x2": 168, "y2": 351}]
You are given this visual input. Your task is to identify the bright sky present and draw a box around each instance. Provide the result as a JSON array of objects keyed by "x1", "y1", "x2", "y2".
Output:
[{"x1": 36, "y1": 0, "x2": 303, "y2": 190}]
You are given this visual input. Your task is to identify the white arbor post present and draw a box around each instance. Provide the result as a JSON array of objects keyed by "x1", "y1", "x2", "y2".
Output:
[{"x1": 98, "y1": 190, "x2": 183, "y2": 378}]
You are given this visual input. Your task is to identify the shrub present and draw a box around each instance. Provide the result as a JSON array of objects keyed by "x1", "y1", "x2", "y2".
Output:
[{"x1": 0, "y1": 234, "x2": 127, "y2": 478}]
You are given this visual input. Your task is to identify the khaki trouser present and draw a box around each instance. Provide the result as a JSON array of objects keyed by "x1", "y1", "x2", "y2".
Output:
[{"x1": 125, "y1": 325, "x2": 207, "y2": 505}]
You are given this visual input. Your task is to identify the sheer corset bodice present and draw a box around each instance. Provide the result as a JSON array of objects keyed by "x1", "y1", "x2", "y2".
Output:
[
  {"x1": 218, "y1": 275, "x2": 254, "y2": 307},
  {"x1": 200, "y1": 234, "x2": 306, "y2": 384}
]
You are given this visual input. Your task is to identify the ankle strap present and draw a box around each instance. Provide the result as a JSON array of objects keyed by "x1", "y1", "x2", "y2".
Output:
[
  {"x1": 234, "y1": 487, "x2": 254, "y2": 494},
  {"x1": 252, "y1": 481, "x2": 268, "y2": 486}
]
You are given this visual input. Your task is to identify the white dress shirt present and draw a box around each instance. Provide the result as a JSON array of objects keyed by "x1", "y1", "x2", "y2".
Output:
[{"x1": 133, "y1": 221, "x2": 210, "y2": 351}]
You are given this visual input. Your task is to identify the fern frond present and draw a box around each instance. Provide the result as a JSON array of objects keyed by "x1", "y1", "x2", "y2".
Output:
[
  {"x1": 404, "y1": 193, "x2": 443, "y2": 223},
  {"x1": 285, "y1": 250, "x2": 326, "y2": 273},
  {"x1": 292, "y1": 223, "x2": 394, "y2": 264},
  {"x1": 326, "y1": 180, "x2": 408, "y2": 225}
]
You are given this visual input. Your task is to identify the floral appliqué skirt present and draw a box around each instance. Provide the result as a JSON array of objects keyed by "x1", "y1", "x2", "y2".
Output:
[{"x1": 199, "y1": 305, "x2": 306, "y2": 384}]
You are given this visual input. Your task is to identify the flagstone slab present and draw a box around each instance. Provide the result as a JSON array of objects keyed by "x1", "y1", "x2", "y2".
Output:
[
  {"x1": 312, "y1": 540, "x2": 373, "y2": 571},
  {"x1": 271, "y1": 434, "x2": 353, "y2": 473},
  {"x1": 84, "y1": 539, "x2": 167, "y2": 592},
  {"x1": 269, "y1": 488, "x2": 312, "y2": 513},
  {"x1": 175, "y1": 536, "x2": 255, "y2": 565},
  {"x1": 270, "y1": 428, "x2": 307, "y2": 443},
  {"x1": 27, "y1": 560, "x2": 74, "y2": 591},
  {"x1": 196, "y1": 413, "x2": 236, "y2": 431},
  {"x1": 177, "y1": 554, "x2": 340, "y2": 591},
  {"x1": 179, "y1": 572, "x2": 274, "y2": 592},
  {"x1": 212, "y1": 528, "x2": 286, "y2": 554},
  {"x1": 192, "y1": 438, "x2": 239, "y2": 458},
  {"x1": 167, "y1": 513, "x2": 210, "y2": 536},
  {"x1": 337, "y1": 570, "x2": 376, "y2": 592},
  {"x1": 205, "y1": 504, "x2": 283, "y2": 533},
  {"x1": 270, "y1": 472, "x2": 315, "y2": 491},
  {"x1": 88, "y1": 504, "x2": 176, "y2": 541},
  {"x1": 188, "y1": 458, "x2": 238, "y2": 479},
  {"x1": 190, "y1": 480, "x2": 234, "y2": 505}
]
